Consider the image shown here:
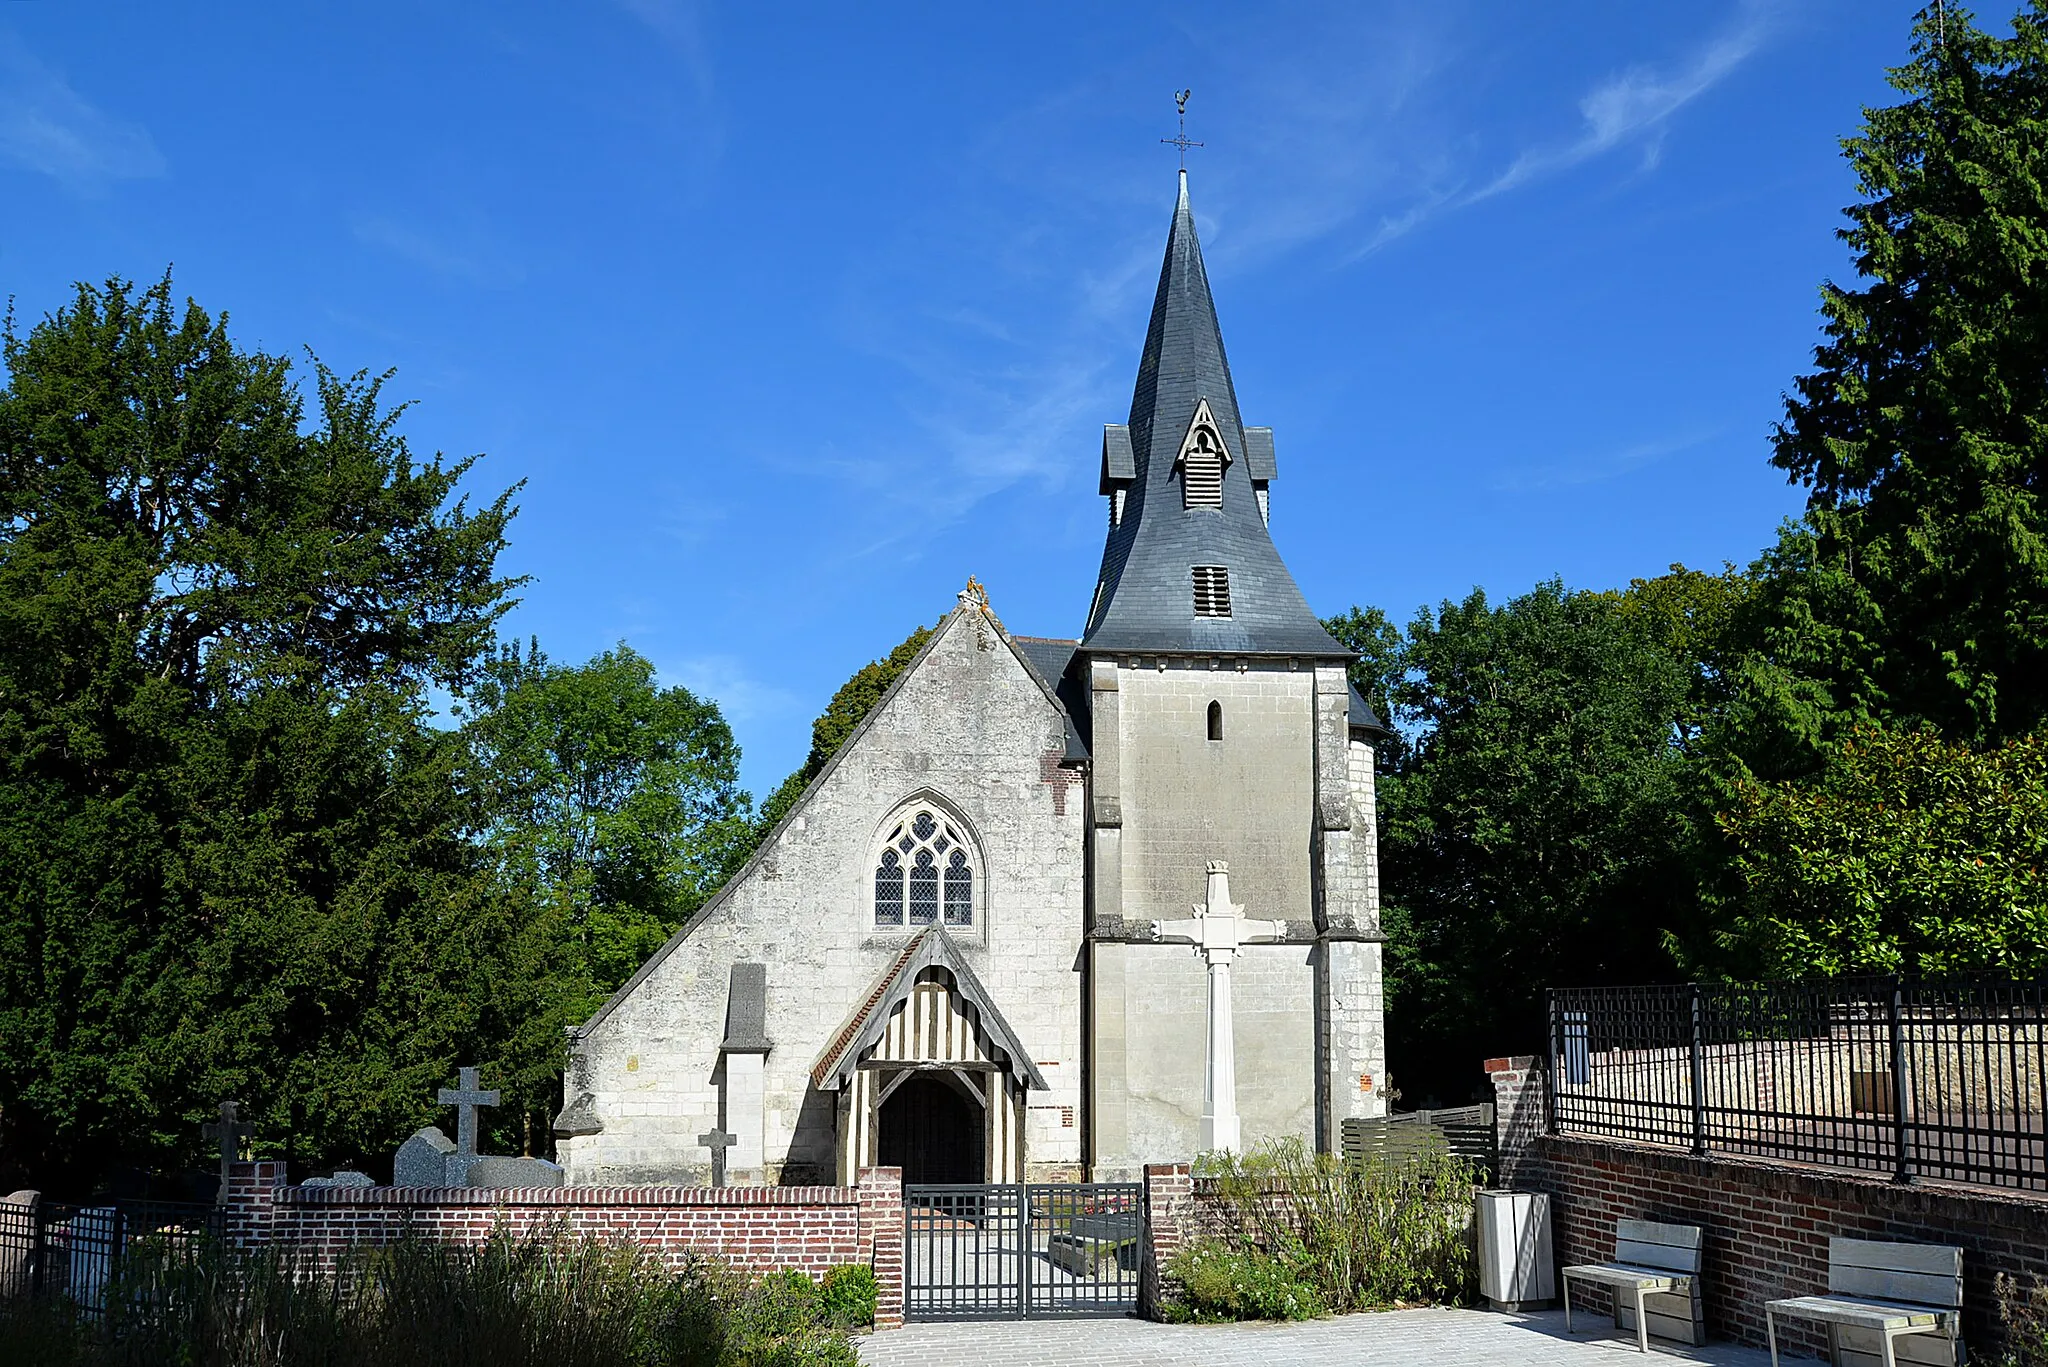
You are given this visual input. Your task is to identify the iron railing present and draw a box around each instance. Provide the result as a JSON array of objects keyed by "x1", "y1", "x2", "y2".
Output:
[
  {"x1": 0, "y1": 1198, "x2": 224, "y2": 1314},
  {"x1": 1549, "y1": 977, "x2": 2048, "y2": 1192}
]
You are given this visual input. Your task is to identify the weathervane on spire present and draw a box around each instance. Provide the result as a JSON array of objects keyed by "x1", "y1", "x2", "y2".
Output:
[{"x1": 1162, "y1": 89, "x2": 1203, "y2": 170}]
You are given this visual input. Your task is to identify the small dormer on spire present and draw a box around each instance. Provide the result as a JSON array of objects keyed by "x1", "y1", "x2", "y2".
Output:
[{"x1": 1175, "y1": 399, "x2": 1229, "y2": 509}]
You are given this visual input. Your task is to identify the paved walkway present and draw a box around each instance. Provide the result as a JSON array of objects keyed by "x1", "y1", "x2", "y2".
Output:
[{"x1": 860, "y1": 1307, "x2": 1788, "y2": 1366}]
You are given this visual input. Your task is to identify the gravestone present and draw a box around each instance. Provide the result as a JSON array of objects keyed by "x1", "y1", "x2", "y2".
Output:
[
  {"x1": 393, "y1": 1126, "x2": 456, "y2": 1188},
  {"x1": 466, "y1": 1157, "x2": 565, "y2": 1189},
  {"x1": 436, "y1": 1067, "x2": 499, "y2": 1188},
  {"x1": 200, "y1": 1101, "x2": 249, "y2": 1202},
  {"x1": 698, "y1": 1127, "x2": 736, "y2": 1188},
  {"x1": 300, "y1": 1171, "x2": 375, "y2": 1189},
  {"x1": 1, "y1": 1191, "x2": 38, "y2": 1296}
]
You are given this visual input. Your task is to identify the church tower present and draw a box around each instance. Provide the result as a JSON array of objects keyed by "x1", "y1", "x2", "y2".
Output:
[{"x1": 1082, "y1": 171, "x2": 1388, "y2": 1176}]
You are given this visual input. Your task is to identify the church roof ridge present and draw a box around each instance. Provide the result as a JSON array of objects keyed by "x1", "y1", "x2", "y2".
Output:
[{"x1": 1080, "y1": 173, "x2": 1347, "y2": 658}]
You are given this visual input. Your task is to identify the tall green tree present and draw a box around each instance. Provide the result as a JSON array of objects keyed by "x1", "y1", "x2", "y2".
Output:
[
  {"x1": 1715, "y1": 725, "x2": 2048, "y2": 977},
  {"x1": 0, "y1": 276, "x2": 520, "y2": 1189},
  {"x1": 456, "y1": 641, "x2": 754, "y2": 1149},
  {"x1": 756, "y1": 623, "x2": 934, "y2": 833},
  {"x1": 1332, "y1": 579, "x2": 1704, "y2": 1103},
  {"x1": 1766, "y1": 2, "x2": 2048, "y2": 747}
]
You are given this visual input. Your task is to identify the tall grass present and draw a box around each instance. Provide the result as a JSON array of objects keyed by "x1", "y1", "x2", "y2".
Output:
[
  {"x1": 1163, "y1": 1136, "x2": 1480, "y2": 1321},
  {"x1": 1, "y1": 1227, "x2": 862, "y2": 1367}
]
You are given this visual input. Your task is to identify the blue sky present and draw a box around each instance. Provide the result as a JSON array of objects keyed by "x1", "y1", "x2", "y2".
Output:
[{"x1": 3, "y1": 1, "x2": 1927, "y2": 798}]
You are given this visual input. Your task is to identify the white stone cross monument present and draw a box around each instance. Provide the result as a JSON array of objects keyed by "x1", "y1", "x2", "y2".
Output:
[{"x1": 1153, "y1": 861, "x2": 1287, "y2": 1153}]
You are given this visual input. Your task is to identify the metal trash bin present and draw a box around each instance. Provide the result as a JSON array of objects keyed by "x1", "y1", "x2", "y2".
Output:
[{"x1": 1477, "y1": 1189, "x2": 1554, "y2": 1311}]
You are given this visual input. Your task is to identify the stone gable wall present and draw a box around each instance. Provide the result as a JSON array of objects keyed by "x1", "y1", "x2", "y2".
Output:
[{"x1": 559, "y1": 606, "x2": 1086, "y2": 1185}]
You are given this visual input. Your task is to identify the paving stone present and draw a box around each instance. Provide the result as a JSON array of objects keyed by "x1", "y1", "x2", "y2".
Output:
[{"x1": 858, "y1": 1307, "x2": 1790, "y2": 1367}]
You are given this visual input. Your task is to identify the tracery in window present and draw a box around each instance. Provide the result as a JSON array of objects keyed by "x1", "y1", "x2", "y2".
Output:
[{"x1": 874, "y1": 808, "x2": 974, "y2": 928}]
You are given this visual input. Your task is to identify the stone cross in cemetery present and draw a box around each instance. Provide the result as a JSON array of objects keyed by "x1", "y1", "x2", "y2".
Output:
[
  {"x1": 437, "y1": 1067, "x2": 499, "y2": 1185},
  {"x1": 201, "y1": 1100, "x2": 249, "y2": 1202},
  {"x1": 698, "y1": 1127, "x2": 737, "y2": 1188},
  {"x1": 1153, "y1": 862, "x2": 1287, "y2": 1153}
]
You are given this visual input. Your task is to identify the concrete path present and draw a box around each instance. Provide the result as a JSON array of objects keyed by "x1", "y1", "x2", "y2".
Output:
[{"x1": 860, "y1": 1307, "x2": 1788, "y2": 1366}]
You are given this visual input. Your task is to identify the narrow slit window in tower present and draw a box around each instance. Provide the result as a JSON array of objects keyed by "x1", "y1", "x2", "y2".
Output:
[
  {"x1": 1207, "y1": 700, "x2": 1223, "y2": 741},
  {"x1": 1192, "y1": 565, "x2": 1232, "y2": 617}
]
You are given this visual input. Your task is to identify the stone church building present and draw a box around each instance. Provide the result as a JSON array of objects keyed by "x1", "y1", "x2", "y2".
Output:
[{"x1": 553, "y1": 172, "x2": 1390, "y2": 1187}]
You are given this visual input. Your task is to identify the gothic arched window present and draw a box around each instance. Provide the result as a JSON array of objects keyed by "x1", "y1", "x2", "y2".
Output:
[{"x1": 874, "y1": 808, "x2": 975, "y2": 929}]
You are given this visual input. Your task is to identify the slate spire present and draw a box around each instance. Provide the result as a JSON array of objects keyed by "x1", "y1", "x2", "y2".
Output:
[{"x1": 1081, "y1": 171, "x2": 1346, "y2": 656}]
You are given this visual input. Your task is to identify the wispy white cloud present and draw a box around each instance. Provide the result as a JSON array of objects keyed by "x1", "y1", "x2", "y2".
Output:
[
  {"x1": 349, "y1": 213, "x2": 526, "y2": 288},
  {"x1": 612, "y1": 0, "x2": 726, "y2": 166},
  {"x1": 1491, "y1": 430, "x2": 1718, "y2": 492},
  {"x1": 0, "y1": 32, "x2": 165, "y2": 189},
  {"x1": 1468, "y1": 5, "x2": 1774, "y2": 204},
  {"x1": 662, "y1": 654, "x2": 802, "y2": 724}
]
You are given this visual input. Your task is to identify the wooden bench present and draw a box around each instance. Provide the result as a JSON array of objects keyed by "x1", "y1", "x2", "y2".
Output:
[
  {"x1": 1766, "y1": 1238, "x2": 1964, "y2": 1367},
  {"x1": 1561, "y1": 1218, "x2": 1705, "y2": 1354}
]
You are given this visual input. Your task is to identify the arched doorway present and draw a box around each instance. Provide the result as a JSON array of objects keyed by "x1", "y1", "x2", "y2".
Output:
[{"x1": 877, "y1": 1073, "x2": 984, "y2": 1184}]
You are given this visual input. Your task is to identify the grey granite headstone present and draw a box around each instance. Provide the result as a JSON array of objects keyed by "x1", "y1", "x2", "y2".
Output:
[
  {"x1": 300, "y1": 1171, "x2": 375, "y2": 1189},
  {"x1": 465, "y1": 1156, "x2": 565, "y2": 1189},
  {"x1": 1, "y1": 1192, "x2": 38, "y2": 1292},
  {"x1": 393, "y1": 1126, "x2": 456, "y2": 1188}
]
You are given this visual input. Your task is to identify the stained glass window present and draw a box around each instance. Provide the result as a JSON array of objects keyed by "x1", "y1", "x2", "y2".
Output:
[
  {"x1": 874, "y1": 809, "x2": 974, "y2": 929},
  {"x1": 945, "y1": 850, "x2": 972, "y2": 925},
  {"x1": 874, "y1": 849, "x2": 904, "y2": 926}
]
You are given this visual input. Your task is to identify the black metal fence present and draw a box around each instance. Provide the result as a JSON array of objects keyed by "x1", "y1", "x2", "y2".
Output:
[
  {"x1": 1549, "y1": 977, "x2": 2048, "y2": 1192},
  {"x1": 0, "y1": 1198, "x2": 224, "y2": 1313}
]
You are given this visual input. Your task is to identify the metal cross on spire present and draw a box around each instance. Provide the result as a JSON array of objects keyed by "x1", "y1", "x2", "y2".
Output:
[{"x1": 1161, "y1": 89, "x2": 1203, "y2": 170}]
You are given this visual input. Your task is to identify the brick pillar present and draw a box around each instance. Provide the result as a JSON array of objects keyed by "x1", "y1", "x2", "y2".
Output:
[
  {"x1": 856, "y1": 1166, "x2": 904, "y2": 1330},
  {"x1": 1139, "y1": 1163, "x2": 1192, "y2": 1320},
  {"x1": 222, "y1": 1160, "x2": 287, "y2": 1250},
  {"x1": 1485, "y1": 1056, "x2": 1548, "y2": 1188}
]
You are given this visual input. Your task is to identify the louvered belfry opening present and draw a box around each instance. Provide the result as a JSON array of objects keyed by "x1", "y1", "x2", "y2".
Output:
[
  {"x1": 1192, "y1": 565, "x2": 1232, "y2": 617},
  {"x1": 1182, "y1": 425, "x2": 1224, "y2": 508}
]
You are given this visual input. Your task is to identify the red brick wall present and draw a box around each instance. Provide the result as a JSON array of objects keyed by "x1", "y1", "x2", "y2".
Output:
[
  {"x1": 224, "y1": 1162, "x2": 906, "y2": 1330},
  {"x1": 1140, "y1": 1163, "x2": 1192, "y2": 1318},
  {"x1": 1486, "y1": 1057, "x2": 2048, "y2": 1357}
]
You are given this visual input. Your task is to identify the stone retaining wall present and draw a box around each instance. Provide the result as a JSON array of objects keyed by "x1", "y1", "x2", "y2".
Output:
[
  {"x1": 222, "y1": 1161, "x2": 906, "y2": 1329},
  {"x1": 1487, "y1": 1056, "x2": 2048, "y2": 1358}
]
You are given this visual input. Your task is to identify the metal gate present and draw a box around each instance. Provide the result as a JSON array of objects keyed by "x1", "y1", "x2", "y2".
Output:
[{"x1": 903, "y1": 1182, "x2": 1142, "y2": 1320}]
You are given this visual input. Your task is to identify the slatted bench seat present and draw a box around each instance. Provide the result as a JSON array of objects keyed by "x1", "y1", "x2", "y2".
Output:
[
  {"x1": 1766, "y1": 1238, "x2": 1963, "y2": 1367},
  {"x1": 1562, "y1": 1218, "x2": 1705, "y2": 1354}
]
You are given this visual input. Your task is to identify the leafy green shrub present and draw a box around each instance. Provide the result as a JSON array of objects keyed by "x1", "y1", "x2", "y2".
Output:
[
  {"x1": 818, "y1": 1264, "x2": 878, "y2": 1328},
  {"x1": 1995, "y1": 1274, "x2": 2048, "y2": 1367},
  {"x1": 1160, "y1": 1136, "x2": 1480, "y2": 1321},
  {"x1": 1161, "y1": 1243, "x2": 1326, "y2": 1322}
]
